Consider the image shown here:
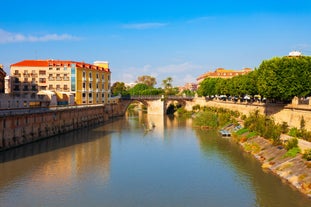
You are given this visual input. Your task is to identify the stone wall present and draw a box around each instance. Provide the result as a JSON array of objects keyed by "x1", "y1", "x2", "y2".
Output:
[
  {"x1": 0, "y1": 105, "x2": 118, "y2": 151},
  {"x1": 188, "y1": 97, "x2": 311, "y2": 131}
]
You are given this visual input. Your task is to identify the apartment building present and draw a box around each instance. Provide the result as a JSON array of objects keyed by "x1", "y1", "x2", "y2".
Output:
[
  {"x1": 0, "y1": 64, "x2": 6, "y2": 93},
  {"x1": 10, "y1": 60, "x2": 111, "y2": 105},
  {"x1": 196, "y1": 67, "x2": 252, "y2": 84}
]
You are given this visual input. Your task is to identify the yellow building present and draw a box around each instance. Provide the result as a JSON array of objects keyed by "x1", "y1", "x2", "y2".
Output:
[
  {"x1": 10, "y1": 60, "x2": 111, "y2": 105},
  {"x1": 196, "y1": 67, "x2": 252, "y2": 84}
]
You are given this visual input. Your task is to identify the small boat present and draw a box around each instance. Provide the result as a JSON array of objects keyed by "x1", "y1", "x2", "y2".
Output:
[{"x1": 219, "y1": 129, "x2": 231, "y2": 137}]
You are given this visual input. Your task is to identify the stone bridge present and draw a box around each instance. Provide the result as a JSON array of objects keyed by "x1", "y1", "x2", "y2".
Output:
[{"x1": 117, "y1": 95, "x2": 194, "y2": 115}]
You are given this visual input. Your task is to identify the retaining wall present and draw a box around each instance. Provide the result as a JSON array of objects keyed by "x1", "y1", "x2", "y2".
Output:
[{"x1": 0, "y1": 105, "x2": 119, "y2": 151}]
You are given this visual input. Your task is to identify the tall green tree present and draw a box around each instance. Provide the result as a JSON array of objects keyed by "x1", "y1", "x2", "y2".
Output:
[
  {"x1": 257, "y1": 56, "x2": 311, "y2": 101},
  {"x1": 197, "y1": 78, "x2": 217, "y2": 96},
  {"x1": 136, "y1": 75, "x2": 157, "y2": 87},
  {"x1": 111, "y1": 82, "x2": 129, "y2": 96}
]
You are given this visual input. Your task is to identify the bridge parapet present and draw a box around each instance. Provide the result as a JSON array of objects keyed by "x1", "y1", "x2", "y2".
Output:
[{"x1": 121, "y1": 95, "x2": 194, "y2": 101}]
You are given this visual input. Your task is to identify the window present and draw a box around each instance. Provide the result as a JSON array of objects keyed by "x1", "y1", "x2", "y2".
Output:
[
  {"x1": 64, "y1": 85, "x2": 68, "y2": 90},
  {"x1": 39, "y1": 78, "x2": 46, "y2": 83},
  {"x1": 56, "y1": 74, "x2": 61, "y2": 81},
  {"x1": 89, "y1": 83, "x2": 92, "y2": 89},
  {"x1": 82, "y1": 93, "x2": 86, "y2": 98},
  {"x1": 64, "y1": 66, "x2": 67, "y2": 70},
  {"x1": 83, "y1": 71, "x2": 86, "y2": 77},
  {"x1": 83, "y1": 82, "x2": 86, "y2": 89},
  {"x1": 39, "y1": 70, "x2": 46, "y2": 75},
  {"x1": 49, "y1": 85, "x2": 53, "y2": 90},
  {"x1": 89, "y1": 72, "x2": 92, "y2": 78},
  {"x1": 89, "y1": 93, "x2": 92, "y2": 98}
]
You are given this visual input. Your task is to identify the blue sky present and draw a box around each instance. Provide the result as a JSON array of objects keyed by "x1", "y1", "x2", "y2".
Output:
[{"x1": 1, "y1": 0, "x2": 311, "y2": 86}]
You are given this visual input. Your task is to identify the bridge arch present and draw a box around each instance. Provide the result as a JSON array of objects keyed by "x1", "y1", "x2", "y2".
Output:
[{"x1": 118, "y1": 95, "x2": 194, "y2": 115}]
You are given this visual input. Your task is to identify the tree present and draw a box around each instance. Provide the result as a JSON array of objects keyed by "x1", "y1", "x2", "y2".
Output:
[
  {"x1": 128, "y1": 83, "x2": 149, "y2": 95},
  {"x1": 111, "y1": 82, "x2": 129, "y2": 96},
  {"x1": 162, "y1": 77, "x2": 175, "y2": 95},
  {"x1": 257, "y1": 56, "x2": 311, "y2": 101},
  {"x1": 136, "y1": 75, "x2": 157, "y2": 87},
  {"x1": 197, "y1": 78, "x2": 217, "y2": 96}
]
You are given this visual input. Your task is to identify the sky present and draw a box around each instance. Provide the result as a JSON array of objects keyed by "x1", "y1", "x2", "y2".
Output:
[{"x1": 1, "y1": 0, "x2": 311, "y2": 86}]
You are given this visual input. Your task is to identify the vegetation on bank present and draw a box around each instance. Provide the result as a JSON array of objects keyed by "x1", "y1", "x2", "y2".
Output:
[{"x1": 191, "y1": 106, "x2": 311, "y2": 161}]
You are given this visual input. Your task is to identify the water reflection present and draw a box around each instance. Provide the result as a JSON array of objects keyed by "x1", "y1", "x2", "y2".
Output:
[
  {"x1": 0, "y1": 125, "x2": 112, "y2": 201},
  {"x1": 195, "y1": 129, "x2": 311, "y2": 207},
  {"x1": 0, "y1": 113, "x2": 311, "y2": 207}
]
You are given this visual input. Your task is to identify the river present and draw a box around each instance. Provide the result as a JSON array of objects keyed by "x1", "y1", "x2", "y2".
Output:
[{"x1": 0, "y1": 112, "x2": 311, "y2": 207}]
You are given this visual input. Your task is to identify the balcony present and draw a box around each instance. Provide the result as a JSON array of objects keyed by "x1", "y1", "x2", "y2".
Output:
[
  {"x1": 56, "y1": 77, "x2": 62, "y2": 81},
  {"x1": 48, "y1": 77, "x2": 55, "y2": 81}
]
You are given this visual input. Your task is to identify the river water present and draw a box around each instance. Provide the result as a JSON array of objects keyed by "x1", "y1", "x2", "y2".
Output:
[{"x1": 0, "y1": 113, "x2": 311, "y2": 207}]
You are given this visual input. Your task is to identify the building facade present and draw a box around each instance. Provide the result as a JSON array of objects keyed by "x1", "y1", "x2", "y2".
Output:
[
  {"x1": 10, "y1": 60, "x2": 111, "y2": 105},
  {"x1": 196, "y1": 68, "x2": 252, "y2": 84},
  {"x1": 0, "y1": 64, "x2": 6, "y2": 93}
]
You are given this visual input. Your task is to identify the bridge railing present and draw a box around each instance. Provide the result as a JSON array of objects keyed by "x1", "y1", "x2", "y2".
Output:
[{"x1": 120, "y1": 95, "x2": 194, "y2": 100}]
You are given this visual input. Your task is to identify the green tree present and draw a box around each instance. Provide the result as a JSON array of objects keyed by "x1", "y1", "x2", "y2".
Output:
[
  {"x1": 162, "y1": 77, "x2": 175, "y2": 95},
  {"x1": 128, "y1": 83, "x2": 149, "y2": 95},
  {"x1": 111, "y1": 82, "x2": 129, "y2": 96},
  {"x1": 136, "y1": 75, "x2": 157, "y2": 87},
  {"x1": 257, "y1": 56, "x2": 311, "y2": 101},
  {"x1": 197, "y1": 78, "x2": 218, "y2": 96}
]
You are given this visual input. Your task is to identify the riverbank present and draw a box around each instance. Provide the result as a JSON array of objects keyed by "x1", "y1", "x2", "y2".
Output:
[
  {"x1": 0, "y1": 104, "x2": 123, "y2": 151},
  {"x1": 236, "y1": 135, "x2": 311, "y2": 197}
]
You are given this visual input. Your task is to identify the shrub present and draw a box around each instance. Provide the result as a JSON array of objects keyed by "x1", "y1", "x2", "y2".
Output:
[
  {"x1": 289, "y1": 127, "x2": 299, "y2": 137},
  {"x1": 280, "y1": 122, "x2": 289, "y2": 134},
  {"x1": 285, "y1": 138, "x2": 298, "y2": 150},
  {"x1": 303, "y1": 149, "x2": 311, "y2": 161}
]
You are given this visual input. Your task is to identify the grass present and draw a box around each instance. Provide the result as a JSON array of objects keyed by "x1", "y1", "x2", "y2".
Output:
[
  {"x1": 246, "y1": 131, "x2": 257, "y2": 139},
  {"x1": 236, "y1": 128, "x2": 249, "y2": 135},
  {"x1": 283, "y1": 147, "x2": 301, "y2": 158}
]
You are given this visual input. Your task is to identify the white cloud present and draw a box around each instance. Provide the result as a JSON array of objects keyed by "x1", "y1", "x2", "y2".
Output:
[
  {"x1": 113, "y1": 62, "x2": 202, "y2": 87},
  {"x1": 0, "y1": 29, "x2": 79, "y2": 44},
  {"x1": 122, "y1": 22, "x2": 168, "y2": 29},
  {"x1": 156, "y1": 62, "x2": 203, "y2": 73},
  {"x1": 186, "y1": 16, "x2": 215, "y2": 24}
]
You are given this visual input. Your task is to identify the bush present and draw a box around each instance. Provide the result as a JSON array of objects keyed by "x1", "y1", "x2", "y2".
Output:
[
  {"x1": 303, "y1": 149, "x2": 311, "y2": 161},
  {"x1": 285, "y1": 138, "x2": 298, "y2": 150},
  {"x1": 289, "y1": 127, "x2": 299, "y2": 137},
  {"x1": 280, "y1": 122, "x2": 289, "y2": 134}
]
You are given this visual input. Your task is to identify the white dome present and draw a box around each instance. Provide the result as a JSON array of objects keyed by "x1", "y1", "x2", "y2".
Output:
[{"x1": 289, "y1": 51, "x2": 302, "y2": 56}]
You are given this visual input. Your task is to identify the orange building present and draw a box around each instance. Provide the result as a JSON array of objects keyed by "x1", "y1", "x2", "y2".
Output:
[
  {"x1": 196, "y1": 67, "x2": 252, "y2": 84},
  {"x1": 10, "y1": 60, "x2": 111, "y2": 105}
]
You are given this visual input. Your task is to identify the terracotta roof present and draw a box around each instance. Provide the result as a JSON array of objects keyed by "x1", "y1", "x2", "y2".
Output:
[
  {"x1": 11, "y1": 60, "x2": 50, "y2": 67},
  {"x1": 10, "y1": 59, "x2": 110, "y2": 72},
  {"x1": 197, "y1": 67, "x2": 252, "y2": 81}
]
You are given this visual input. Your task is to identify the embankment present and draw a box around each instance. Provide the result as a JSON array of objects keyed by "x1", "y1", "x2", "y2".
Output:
[
  {"x1": 0, "y1": 103, "x2": 122, "y2": 151},
  {"x1": 239, "y1": 136, "x2": 311, "y2": 197},
  {"x1": 187, "y1": 97, "x2": 311, "y2": 131}
]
